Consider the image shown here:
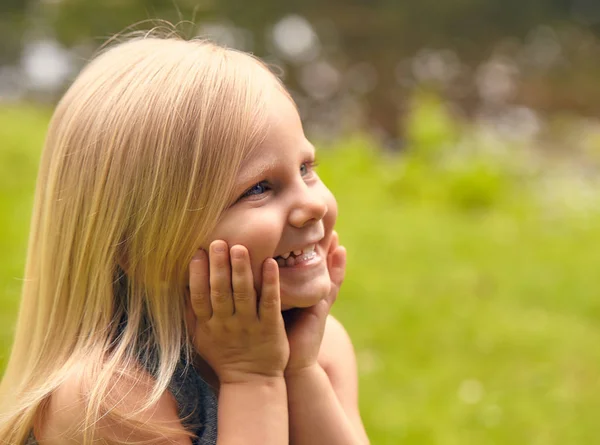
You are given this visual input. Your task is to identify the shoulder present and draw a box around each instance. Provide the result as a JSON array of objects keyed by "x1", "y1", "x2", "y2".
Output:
[
  {"x1": 34, "y1": 361, "x2": 192, "y2": 445},
  {"x1": 318, "y1": 315, "x2": 358, "y2": 401},
  {"x1": 318, "y1": 314, "x2": 356, "y2": 374}
]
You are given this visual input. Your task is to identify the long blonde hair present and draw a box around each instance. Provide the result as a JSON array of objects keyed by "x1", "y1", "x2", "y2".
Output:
[{"x1": 0, "y1": 33, "x2": 284, "y2": 444}]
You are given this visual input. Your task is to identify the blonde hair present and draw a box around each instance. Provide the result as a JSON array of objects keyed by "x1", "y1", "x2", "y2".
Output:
[{"x1": 0, "y1": 33, "x2": 287, "y2": 444}]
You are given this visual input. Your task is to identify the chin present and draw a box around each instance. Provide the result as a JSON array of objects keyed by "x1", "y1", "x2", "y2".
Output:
[{"x1": 279, "y1": 277, "x2": 331, "y2": 309}]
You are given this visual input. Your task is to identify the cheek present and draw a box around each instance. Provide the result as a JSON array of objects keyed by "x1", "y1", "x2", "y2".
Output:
[
  {"x1": 241, "y1": 219, "x2": 281, "y2": 288},
  {"x1": 206, "y1": 211, "x2": 282, "y2": 288}
]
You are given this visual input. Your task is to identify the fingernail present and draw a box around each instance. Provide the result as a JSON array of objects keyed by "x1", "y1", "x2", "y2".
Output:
[
  {"x1": 193, "y1": 249, "x2": 205, "y2": 260},
  {"x1": 264, "y1": 258, "x2": 277, "y2": 273},
  {"x1": 212, "y1": 242, "x2": 226, "y2": 253},
  {"x1": 231, "y1": 246, "x2": 244, "y2": 259}
]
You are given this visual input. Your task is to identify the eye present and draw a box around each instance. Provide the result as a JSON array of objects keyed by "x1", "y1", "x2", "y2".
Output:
[
  {"x1": 240, "y1": 180, "x2": 270, "y2": 200},
  {"x1": 301, "y1": 159, "x2": 318, "y2": 177}
]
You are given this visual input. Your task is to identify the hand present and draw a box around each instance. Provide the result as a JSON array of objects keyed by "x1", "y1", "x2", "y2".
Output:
[
  {"x1": 283, "y1": 231, "x2": 346, "y2": 375},
  {"x1": 187, "y1": 240, "x2": 290, "y2": 385}
]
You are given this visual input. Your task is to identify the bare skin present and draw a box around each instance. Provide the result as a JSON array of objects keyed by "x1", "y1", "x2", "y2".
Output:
[
  {"x1": 188, "y1": 242, "x2": 290, "y2": 444},
  {"x1": 37, "y1": 246, "x2": 291, "y2": 445},
  {"x1": 37, "y1": 235, "x2": 367, "y2": 445},
  {"x1": 186, "y1": 232, "x2": 368, "y2": 445},
  {"x1": 37, "y1": 88, "x2": 368, "y2": 444},
  {"x1": 185, "y1": 86, "x2": 369, "y2": 444}
]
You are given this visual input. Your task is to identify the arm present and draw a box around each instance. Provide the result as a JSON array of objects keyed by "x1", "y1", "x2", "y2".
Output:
[
  {"x1": 286, "y1": 316, "x2": 369, "y2": 445},
  {"x1": 189, "y1": 243, "x2": 290, "y2": 445},
  {"x1": 218, "y1": 377, "x2": 288, "y2": 445},
  {"x1": 39, "y1": 243, "x2": 291, "y2": 445},
  {"x1": 283, "y1": 231, "x2": 368, "y2": 445}
]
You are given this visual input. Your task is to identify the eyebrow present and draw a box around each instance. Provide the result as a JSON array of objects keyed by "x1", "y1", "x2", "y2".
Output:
[
  {"x1": 236, "y1": 158, "x2": 277, "y2": 189},
  {"x1": 235, "y1": 143, "x2": 317, "y2": 190}
]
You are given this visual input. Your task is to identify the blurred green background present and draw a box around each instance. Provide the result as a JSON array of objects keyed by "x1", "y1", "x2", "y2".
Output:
[{"x1": 3, "y1": 1, "x2": 600, "y2": 444}]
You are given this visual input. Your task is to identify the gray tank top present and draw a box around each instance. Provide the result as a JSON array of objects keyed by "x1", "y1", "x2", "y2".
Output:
[
  {"x1": 170, "y1": 352, "x2": 219, "y2": 444},
  {"x1": 26, "y1": 353, "x2": 218, "y2": 444}
]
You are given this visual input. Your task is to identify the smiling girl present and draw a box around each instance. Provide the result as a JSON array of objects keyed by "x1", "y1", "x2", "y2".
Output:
[{"x1": 0, "y1": 35, "x2": 369, "y2": 445}]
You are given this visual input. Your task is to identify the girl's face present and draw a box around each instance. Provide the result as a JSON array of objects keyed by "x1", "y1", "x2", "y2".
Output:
[{"x1": 205, "y1": 89, "x2": 338, "y2": 309}]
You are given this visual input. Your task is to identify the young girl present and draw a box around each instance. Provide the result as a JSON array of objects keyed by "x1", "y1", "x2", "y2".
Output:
[{"x1": 0, "y1": 34, "x2": 369, "y2": 444}]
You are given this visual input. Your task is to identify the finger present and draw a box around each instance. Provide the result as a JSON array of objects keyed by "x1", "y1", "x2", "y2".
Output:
[
  {"x1": 258, "y1": 258, "x2": 281, "y2": 322},
  {"x1": 327, "y1": 246, "x2": 347, "y2": 302},
  {"x1": 189, "y1": 249, "x2": 212, "y2": 322},
  {"x1": 230, "y1": 245, "x2": 257, "y2": 319},
  {"x1": 328, "y1": 230, "x2": 340, "y2": 255},
  {"x1": 331, "y1": 246, "x2": 346, "y2": 284},
  {"x1": 209, "y1": 240, "x2": 234, "y2": 318}
]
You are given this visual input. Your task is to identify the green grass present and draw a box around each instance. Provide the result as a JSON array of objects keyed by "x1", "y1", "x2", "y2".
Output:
[
  {"x1": 0, "y1": 105, "x2": 50, "y2": 369},
  {"x1": 2, "y1": 104, "x2": 600, "y2": 444}
]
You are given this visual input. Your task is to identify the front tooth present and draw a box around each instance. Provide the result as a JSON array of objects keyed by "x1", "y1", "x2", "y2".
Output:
[
  {"x1": 305, "y1": 245, "x2": 315, "y2": 253},
  {"x1": 282, "y1": 252, "x2": 291, "y2": 259},
  {"x1": 293, "y1": 250, "x2": 302, "y2": 255}
]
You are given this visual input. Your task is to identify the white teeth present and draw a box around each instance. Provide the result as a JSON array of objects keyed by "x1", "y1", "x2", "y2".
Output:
[
  {"x1": 275, "y1": 245, "x2": 318, "y2": 268},
  {"x1": 294, "y1": 249, "x2": 317, "y2": 264},
  {"x1": 274, "y1": 245, "x2": 317, "y2": 264}
]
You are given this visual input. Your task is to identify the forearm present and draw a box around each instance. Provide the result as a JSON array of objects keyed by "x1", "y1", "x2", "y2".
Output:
[
  {"x1": 286, "y1": 365, "x2": 366, "y2": 445},
  {"x1": 217, "y1": 377, "x2": 288, "y2": 445}
]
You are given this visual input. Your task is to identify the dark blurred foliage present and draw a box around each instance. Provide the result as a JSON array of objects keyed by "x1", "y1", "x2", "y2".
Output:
[{"x1": 3, "y1": 0, "x2": 600, "y2": 144}]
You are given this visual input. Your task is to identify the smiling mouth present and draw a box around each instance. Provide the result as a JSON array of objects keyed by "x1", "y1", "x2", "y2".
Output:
[{"x1": 274, "y1": 244, "x2": 317, "y2": 267}]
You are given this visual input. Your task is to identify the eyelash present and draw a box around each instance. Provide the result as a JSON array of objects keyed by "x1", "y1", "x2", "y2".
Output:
[{"x1": 239, "y1": 159, "x2": 319, "y2": 200}]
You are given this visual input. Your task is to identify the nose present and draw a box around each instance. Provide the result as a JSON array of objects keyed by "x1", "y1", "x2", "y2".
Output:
[{"x1": 288, "y1": 184, "x2": 328, "y2": 228}]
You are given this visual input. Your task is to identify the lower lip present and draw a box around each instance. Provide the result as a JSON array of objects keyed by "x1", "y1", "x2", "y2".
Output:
[{"x1": 278, "y1": 252, "x2": 323, "y2": 270}]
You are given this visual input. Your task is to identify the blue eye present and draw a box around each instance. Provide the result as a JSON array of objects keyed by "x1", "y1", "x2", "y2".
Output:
[
  {"x1": 301, "y1": 160, "x2": 318, "y2": 177},
  {"x1": 241, "y1": 181, "x2": 269, "y2": 199}
]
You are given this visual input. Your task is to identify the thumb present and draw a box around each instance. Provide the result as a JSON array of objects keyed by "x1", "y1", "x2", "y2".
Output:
[{"x1": 328, "y1": 246, "x2": 346, "y2": 289}]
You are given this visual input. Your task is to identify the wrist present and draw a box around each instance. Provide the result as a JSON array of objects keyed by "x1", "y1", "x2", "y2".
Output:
[
  {"x1": 219, "y1": 370, "x2": 286, "y2": 386},
  {"x1": 284, "y1": 362, "x2": 323, "y2": 381},
  {"x1": 221, "y1": 375, "x2": 286, "y2": 387}
]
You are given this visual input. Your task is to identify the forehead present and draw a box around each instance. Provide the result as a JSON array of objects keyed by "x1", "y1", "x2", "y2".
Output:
[{"x1": 237, "y1": 90, "x2": 314, "y2": 178}]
